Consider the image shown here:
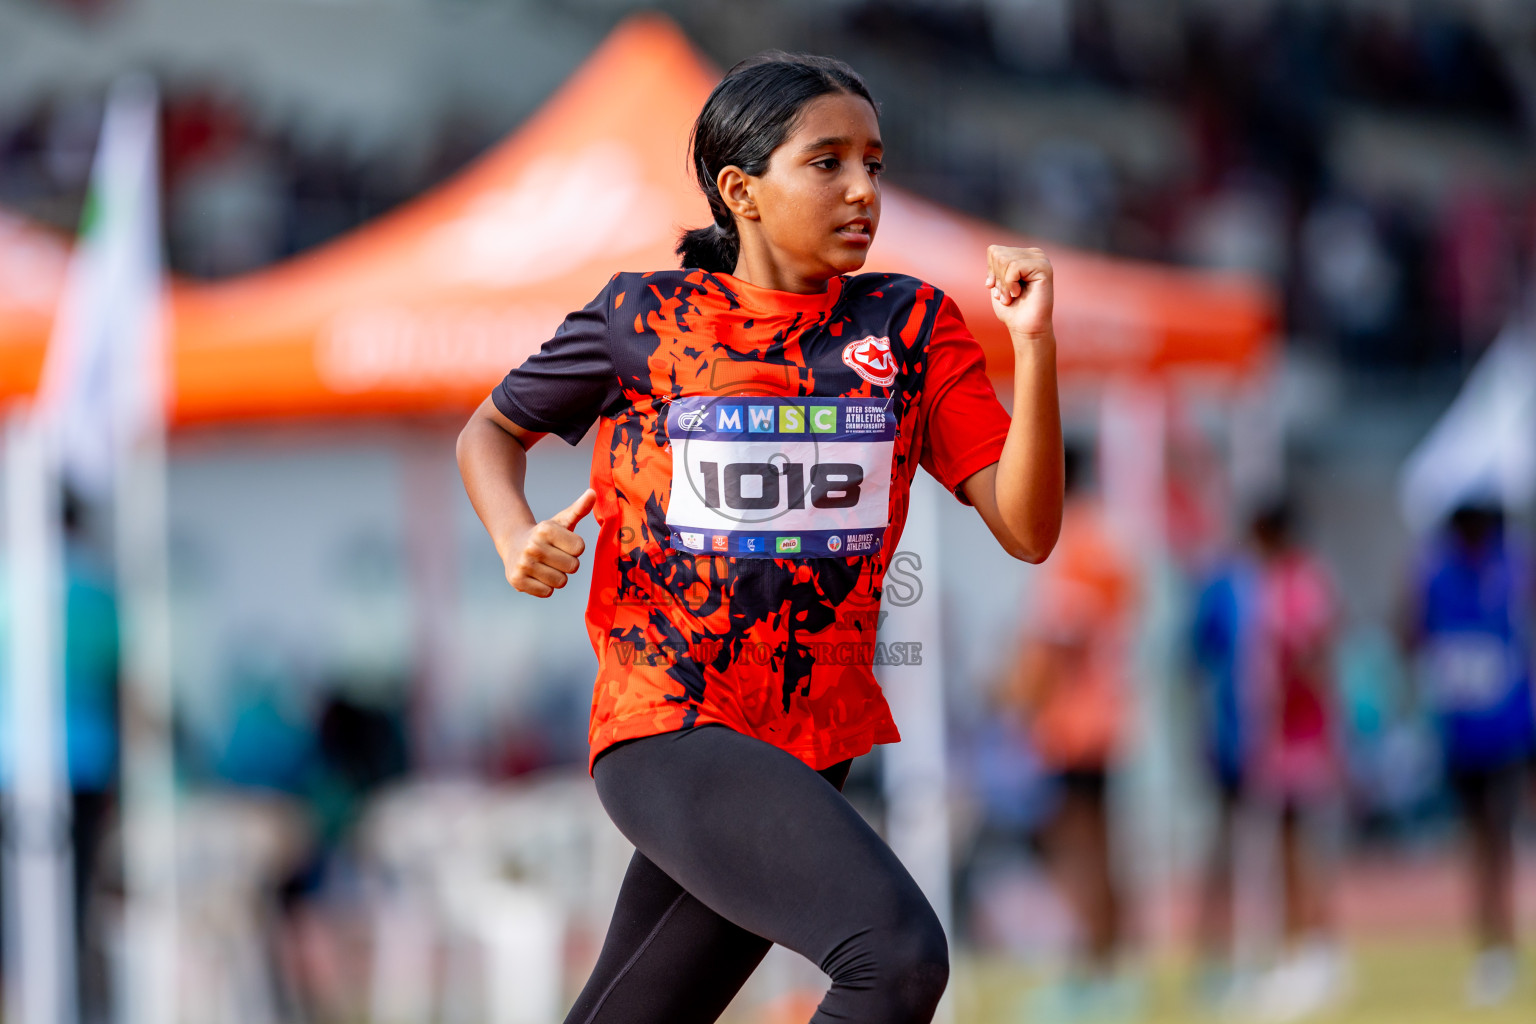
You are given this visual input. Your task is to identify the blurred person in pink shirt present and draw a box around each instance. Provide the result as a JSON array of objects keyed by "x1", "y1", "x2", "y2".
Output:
[
  {"x1": 1006, "y1": 444, "x2": 1141, "y2": 1020},
  {"x1": 1234, "y1": 503, "x2": 1345, "y2": 1019}
]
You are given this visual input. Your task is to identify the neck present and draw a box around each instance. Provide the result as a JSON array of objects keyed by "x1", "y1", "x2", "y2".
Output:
[{"x1": 730, "y1": 235, "x2": 830, "y2": 294}]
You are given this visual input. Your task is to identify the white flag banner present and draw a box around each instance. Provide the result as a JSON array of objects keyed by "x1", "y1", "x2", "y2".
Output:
[
  {"x1": 1399, "y1": 319, "x2": 1536, "y2": 531},
  {"x1": 35, "y1": 76, "x2": 166, "y2": 493}
]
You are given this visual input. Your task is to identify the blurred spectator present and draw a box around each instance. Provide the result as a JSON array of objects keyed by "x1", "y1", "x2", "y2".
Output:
[
  {"x1": 212, "y1": 649, "x2": 316, "y2": 795},
  {"x1": 1189, "y1": 528, "x2": 1257, "y2": 1001},
  {"x1": 1177, "y1": 170, "x2": 1289, "y2": 279},
  {"x1": 1189, "y1": 499, "x2": 1347, "y2": 1017},
  {"x1": 281, "y1": 688, "x2": 408, "y2": 1021},
  {"x1": 984, "y1": 0, "x2": 1073, "y2": 73},
  {"x1": 1402, "y1": 502, "x2": 1535, "y2": 1008},
  {"x1": 169, "y1": 138, "x2": 286, "y2": 277},
  {"x1": 1005, "y1": 443, "x2": 1141, "y2": 1020},
  {"x1": 0, "y1": 0, "x2": 1528, "y2": 380},
  {"x1": 1245, "y1": 501, "x2": 1348, "y2": 1017},
  {"x1": 953, "y1": 692, "x2": 1060, "y2": 955},
  {"x1": 202, "y1": 669, "x2": 409, "y2": 1022},
  {"x1": 1436, "y1": 189, "x2": 1521, "y2": 357},
  {"x1": 58, "y1": 490, "x2": 122, "y2": 1024},
  {"x1": 1333, "y1": 624, "x2": 1438, "y2": 843},
  {"x1": 308, "y1": 689, "x2": 409, "y2": 849},
  {"x1": 1010, "y1": 139, "x2": 1119, "y2": 250},
  {"x1": 1298, "y1": 195, "x2": 1403, "y2": 363}
]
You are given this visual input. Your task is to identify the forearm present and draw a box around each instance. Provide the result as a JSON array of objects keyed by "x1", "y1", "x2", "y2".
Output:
[
  {"x1": 456, "y1": 412, "x2": 538, "y2": 557},
  {"x1": 993, "y1": 330, "x2": 1063, "y2": 562}
]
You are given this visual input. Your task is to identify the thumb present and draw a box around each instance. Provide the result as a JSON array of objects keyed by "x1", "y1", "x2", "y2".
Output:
[{"x1": 549, "y1": 488, "x2": 597, "y2": 530}]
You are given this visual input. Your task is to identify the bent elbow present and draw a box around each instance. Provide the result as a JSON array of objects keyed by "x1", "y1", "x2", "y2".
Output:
[
  {"x1": 1012, "y1": 541, "x2": 1054, "y2": 564},
  {"x1": 1007, "y1": 523, "x2": 1061, "y2": 563}
]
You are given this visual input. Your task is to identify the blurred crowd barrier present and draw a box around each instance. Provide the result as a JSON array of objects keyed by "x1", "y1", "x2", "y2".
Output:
[{"x1": 136, "y1": 772, "x2": 630, "y2": 1024}]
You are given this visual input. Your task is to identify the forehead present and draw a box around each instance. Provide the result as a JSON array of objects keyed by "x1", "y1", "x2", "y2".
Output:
[{"x1": 783, "y1": 91, "x2": 881, "y2": 147}]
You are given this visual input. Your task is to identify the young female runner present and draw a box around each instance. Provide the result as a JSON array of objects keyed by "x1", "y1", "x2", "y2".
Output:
[{"x1": 457, "y1": 52, "x2": 1063, "y2": 1024}]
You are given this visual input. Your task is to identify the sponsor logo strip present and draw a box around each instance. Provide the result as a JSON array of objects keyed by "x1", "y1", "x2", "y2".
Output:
[
  {"x1": 669, "y1": 529, "x2": 881, "y2": 559},
  {"x1": 666, "y1": 396, "x2": 894, "y2": 442}
]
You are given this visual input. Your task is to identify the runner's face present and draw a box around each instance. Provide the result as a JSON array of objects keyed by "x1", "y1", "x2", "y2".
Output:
[{"x1": 751, "y1": 92, "x2": 882, "y2": 280}]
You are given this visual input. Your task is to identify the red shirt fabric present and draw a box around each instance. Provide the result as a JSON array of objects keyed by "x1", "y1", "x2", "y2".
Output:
[
  {"x1": 493, "y1": 269, "x2": 1010, "y2": 771},
  {"x1": 1253, "y1": 550, "x2": 1340, "y2": 799}
]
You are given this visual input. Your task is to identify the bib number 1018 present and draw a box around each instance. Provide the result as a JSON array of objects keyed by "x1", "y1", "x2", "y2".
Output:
[{"x1": 697, "y1": 461, "x2": 863, "y2": 511}]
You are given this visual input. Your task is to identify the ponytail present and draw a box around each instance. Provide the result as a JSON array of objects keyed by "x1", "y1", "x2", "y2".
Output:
[
  {"x1": 678, "y1": 51, "x2": 877, "y2": 274},
  {"x1": 677, "y1": 222, "x2": 740, "y2": 273}
]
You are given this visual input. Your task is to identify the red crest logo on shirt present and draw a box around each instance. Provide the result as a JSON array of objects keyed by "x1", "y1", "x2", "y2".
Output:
[{"x1": 842, "y1": 335, "x2": 897, "y2": 387}]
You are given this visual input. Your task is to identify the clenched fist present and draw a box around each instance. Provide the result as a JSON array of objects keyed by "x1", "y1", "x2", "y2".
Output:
[{"x1": 984, "y1": 245, "x2": 1054, "y2": 344}]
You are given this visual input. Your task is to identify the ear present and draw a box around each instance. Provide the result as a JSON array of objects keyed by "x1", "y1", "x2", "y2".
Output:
[{"x1": 716, "y1": 165, "x2": 759, "y2": 222}]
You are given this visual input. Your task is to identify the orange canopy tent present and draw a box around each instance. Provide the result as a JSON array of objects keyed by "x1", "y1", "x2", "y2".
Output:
[
  {"x1": 0, "y1": 210, "x2": 69, "y2": 402},
  {"x1": 0, "y1": 14, "x2": 1276, "y2": 428}
]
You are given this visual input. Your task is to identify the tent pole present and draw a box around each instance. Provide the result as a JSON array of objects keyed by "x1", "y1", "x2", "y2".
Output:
[
  {"x1": 400, "y1": 432, "x2": 462, "y2": 773},
  {"x1": 116, "y1": 424, "x2": 179, "y2": 1024},
  {"x1": 1099, "y1": 379, "x2": 1181, "y2": 958}
]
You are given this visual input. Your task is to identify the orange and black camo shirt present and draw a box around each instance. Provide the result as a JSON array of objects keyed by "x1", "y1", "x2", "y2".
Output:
[{"x1": 493, "y1": 269, "x2": 1011, "y2": 772}]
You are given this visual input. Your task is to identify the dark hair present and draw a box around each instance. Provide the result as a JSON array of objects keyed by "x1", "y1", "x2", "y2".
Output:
[
  {"x1": 1249, "y1": 496, "x2": 1295, "y2": 551},
  {"x1": 1448, "y1": 501, "x2": 1504, "y2": 549},
  {"x1": 677, "y1": 52, "x2": 878, "y2": 273}
]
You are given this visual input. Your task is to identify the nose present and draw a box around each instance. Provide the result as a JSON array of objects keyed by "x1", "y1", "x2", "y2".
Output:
[{"x1": 846, "y1": 166, "x2": 878, "y2": 206}]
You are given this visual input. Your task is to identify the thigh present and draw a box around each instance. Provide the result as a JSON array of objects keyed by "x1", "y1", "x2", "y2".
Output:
[
  {"x1": 592, "y1": 726, "x2": 934, "y2": 974},
  {"x1": 569, "y1": 742, "x2": 856, "y2": 1024},
  {"x1": 563, "y1": 850, "x2": 772, "y2": 1024}
]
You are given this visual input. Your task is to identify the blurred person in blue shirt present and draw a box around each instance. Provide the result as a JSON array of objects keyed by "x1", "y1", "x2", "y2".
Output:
[
  {"x1": 60, "y1": 489, "x2": 121, "y2": 1024},
  {"x1": 60, "y1": 492, "x2": 121, "y2": 799},
  {"x1": 1189, "y1": 502, "x2": 1348, "y2": 1017},
  {"x1": 1189, "y1": 538, "x2": 1259, "y2": 1007},
  {"x1": 1404, "y1": 501, "x2": 1535, "y2": 1008}
]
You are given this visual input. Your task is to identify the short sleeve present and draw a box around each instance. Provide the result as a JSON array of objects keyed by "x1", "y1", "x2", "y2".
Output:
[
  {"x1": 918, "y1": 294, "x2": 1011, "y2": 503},
  {"x1": 492, "y1": 279, "x2": 619, "y2": 445}
]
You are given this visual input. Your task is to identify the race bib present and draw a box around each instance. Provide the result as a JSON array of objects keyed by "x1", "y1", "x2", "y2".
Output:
[{"x1": 665, "y1": 396, "x2": 895, "y2": 558}]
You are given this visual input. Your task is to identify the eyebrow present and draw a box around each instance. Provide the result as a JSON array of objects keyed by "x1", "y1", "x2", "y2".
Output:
[{"x1": 800, "y1": 135, "x2": 883, "y2": 153}]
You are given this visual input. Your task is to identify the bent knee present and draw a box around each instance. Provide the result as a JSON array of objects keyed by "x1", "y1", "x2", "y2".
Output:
[
  {"x1": 892, "y1": 908, "x2": 950, "y2": 977},
  {"x1": 893, "y1": 956, "x2": 949, "y2": 1020},
  {"x1": 822, "y1": 908, "x2": 949, "y2": 1020}
]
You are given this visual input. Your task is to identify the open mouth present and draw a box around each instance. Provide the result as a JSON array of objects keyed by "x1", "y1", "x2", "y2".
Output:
[{"x1": 836, "y1": 219, "x2": 873, "y2": 244}]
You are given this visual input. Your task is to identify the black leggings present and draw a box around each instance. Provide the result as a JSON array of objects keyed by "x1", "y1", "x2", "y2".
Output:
[{"x1": 564, "y1": 725, "x2": 949, "y2": 1024}]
